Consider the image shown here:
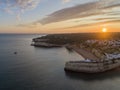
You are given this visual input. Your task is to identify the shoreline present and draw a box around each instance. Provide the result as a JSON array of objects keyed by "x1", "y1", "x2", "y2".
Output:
[{"x1": 70, "y1": 45, "x2": 99, "y2": 61}]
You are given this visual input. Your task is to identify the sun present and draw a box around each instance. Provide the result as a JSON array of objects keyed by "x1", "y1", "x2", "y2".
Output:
[{"x1": 102, "y1": 28, "x2": 107, "y2": 33}]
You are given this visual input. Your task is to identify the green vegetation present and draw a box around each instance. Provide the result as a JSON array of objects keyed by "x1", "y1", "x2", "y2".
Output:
[{"x1": 33, "y1": 32, "x2": 120, "y2": 45}]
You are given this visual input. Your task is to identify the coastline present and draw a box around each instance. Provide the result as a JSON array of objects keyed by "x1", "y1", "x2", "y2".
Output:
[
  {"x1": 31, "y1": 33, "x2": 120, "y2": 73},
  {"x1": 71, "y1": 45, "x2": 99, "y2": 61}
]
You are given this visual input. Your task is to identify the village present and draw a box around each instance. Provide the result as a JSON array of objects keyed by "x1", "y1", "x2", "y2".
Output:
[
  {"x1": 83, "y1": 39, "x2": 120, "y2": 60},
  {"x1": 64, "y1": 39, "x2": 120, "y2": 73}
]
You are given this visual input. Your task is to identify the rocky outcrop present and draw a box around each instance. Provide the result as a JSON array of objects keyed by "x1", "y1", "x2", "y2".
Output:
[{"x1": 65, "y1": 59, "x2": 120, "y2": 73}]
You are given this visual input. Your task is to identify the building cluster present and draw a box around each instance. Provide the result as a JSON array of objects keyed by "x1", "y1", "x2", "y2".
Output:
[
  {"x1": 105, "y1": 53, "x2": 120, "y2": 60},
  {"x1": 85, "y1": 39, "x2": 120, "y2": 48},
  {"x1": 84, "y1": 39, "x2": 120, "y2": 60}
]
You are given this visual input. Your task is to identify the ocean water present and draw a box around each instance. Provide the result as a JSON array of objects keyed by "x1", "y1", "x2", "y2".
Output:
[{"x1": 0, "y1": 34, "x2": 120, "y2": 90}]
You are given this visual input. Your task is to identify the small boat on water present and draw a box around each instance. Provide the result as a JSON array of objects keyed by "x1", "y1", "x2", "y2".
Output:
[
  {"x1": 64, "y1": 58, "x2": 120, "y2": 73},
  {"x1": 14, "y1": 52, "x2": 17, "y2": 55}
]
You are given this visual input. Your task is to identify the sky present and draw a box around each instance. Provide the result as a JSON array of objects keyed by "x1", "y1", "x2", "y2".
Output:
[{"x1": 0, "y1": 0, "x2": 120, "y2": 34}]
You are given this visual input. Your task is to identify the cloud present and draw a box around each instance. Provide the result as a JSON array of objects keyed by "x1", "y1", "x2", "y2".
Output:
[
  {"x1": 40, "y1": 1, "x2": 99, "y2": 24},
  {"x1": 67, "y1": 19, "x2": 120, "y2": 29},
  {"x1": 0, "y1": 0, "x2": 41, "y2": 19},
  {"x1": 39, "y1": 0, "x2": 120, "y2": 24},
  {"x1": 0, "y1": 0, "x2": 41, "y2": 10},
  {"x1": 62, "y1": 0, "x2": 71, "y2": 3},
  {"x1": 0, "y1": 0, "x2": 72, "y2": 20}
]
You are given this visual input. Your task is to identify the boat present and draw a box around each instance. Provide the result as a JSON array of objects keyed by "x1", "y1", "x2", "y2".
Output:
[{"x1": 64, "y1": 58, "x2": 120, "y2": 73}]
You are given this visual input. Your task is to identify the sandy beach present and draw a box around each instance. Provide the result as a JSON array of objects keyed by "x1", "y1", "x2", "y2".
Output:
[{"x1": 71, "y1": 45, "x2": 99, "y2": 61}]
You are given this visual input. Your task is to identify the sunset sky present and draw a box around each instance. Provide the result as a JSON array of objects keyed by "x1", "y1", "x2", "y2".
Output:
[{"x1": 0, "y1": 0, "x2": 120, "y2": 34}]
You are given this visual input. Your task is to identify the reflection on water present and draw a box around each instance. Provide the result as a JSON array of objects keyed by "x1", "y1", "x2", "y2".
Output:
[
  {"x1": 65, "y1": 67, "x2": 120, "y2": 81},
  {"x1": 0, "y1": 34, "x2": 120, "y2": 90}
]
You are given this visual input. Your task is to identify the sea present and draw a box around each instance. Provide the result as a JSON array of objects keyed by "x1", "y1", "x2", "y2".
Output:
[{"x1": 0, "y1": 34, "x2": 120, "y2": 90}]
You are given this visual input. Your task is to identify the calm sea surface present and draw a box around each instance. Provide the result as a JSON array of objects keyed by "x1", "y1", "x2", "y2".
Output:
[{"x1": 0, "y1": 34, "x2": 120, "y2": 90}]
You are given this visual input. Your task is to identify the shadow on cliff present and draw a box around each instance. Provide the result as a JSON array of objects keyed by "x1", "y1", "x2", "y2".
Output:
[
  {"x1": 33, "y1": 46, "x2": 62, "y2": 50},
  {"x1": 65, "y1": 67, "x2": 120, "y2": 81}
]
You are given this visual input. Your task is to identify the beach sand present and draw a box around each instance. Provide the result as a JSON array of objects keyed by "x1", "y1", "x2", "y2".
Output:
[{"x1": 71, "y1": 45, "x2": 99, "y2": 61}]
